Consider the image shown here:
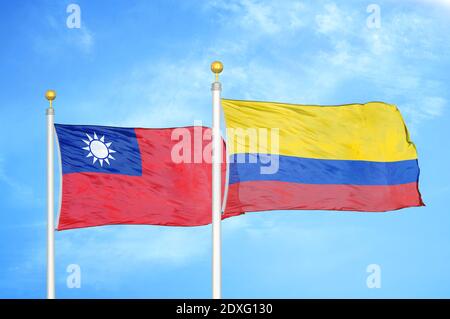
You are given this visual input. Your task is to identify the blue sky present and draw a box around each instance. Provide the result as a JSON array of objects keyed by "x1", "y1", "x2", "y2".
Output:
[{"x1": 1, "y1": 0, "x2": 450, "y2": 298}]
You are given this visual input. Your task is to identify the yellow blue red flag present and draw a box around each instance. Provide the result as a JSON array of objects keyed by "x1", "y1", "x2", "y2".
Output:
[{"x1": 222, "y1": 99, "x2": 424, "y2": 215}]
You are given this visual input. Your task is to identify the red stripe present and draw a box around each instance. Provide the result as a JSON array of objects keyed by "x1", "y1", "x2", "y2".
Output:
[{"x1": 224, "y1": 181, "x2": 424, "y2": 216}]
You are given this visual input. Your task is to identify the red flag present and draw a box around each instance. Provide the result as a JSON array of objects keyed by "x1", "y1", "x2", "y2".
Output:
[{"x1": 55, "y1": 124, "x2": 227, "y2": 230}]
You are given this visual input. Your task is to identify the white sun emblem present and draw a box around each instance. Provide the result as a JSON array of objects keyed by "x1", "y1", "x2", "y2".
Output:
[{"x1": 82, "y1": 132, "x2": 116, "y2": 167}]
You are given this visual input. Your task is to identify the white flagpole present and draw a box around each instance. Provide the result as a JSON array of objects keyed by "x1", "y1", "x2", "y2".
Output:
[
  {"x1": 211, "y1": 61, "x2": 223, "y2": 299},
  {"x1": 45, "y1": 90, "x2": 56, "y2": 299}
]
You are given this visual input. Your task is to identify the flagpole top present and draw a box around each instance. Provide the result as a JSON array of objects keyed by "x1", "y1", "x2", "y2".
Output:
[
  {"x1": 45, "y1": 90, "x2": 56, "y2": 101},
  {"x1": 211, "y1": 61, "x2": 223, "y2": 82},
  {"x1": 45, "y1": 90, "x2": 56, "y2": 109}
]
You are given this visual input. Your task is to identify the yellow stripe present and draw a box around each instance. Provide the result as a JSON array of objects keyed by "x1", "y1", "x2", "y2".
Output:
[{"x1": 222, "y1": 99, "x2": 418, "y2": 162}]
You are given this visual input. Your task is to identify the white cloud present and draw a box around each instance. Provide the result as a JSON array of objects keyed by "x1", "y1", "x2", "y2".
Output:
[
  {"x1": 120, "y1": 58, "x2": 213, "y2": 127},
  {"x1": 402, "y1": 96, "x2": 447, "y2": 129},
  {"x1": 84, "y1": 1, "x2": 447, "y2": 132},
  {"x1": 39, "y1": 226, "x2": 209, "y2": 290},
  {"x1": 211, "y1": 3, "x2": 443, "y2": 105},
  {"x1": 206, "y1": 0, "x2": 306, "y2": 36},
  {"x1": 75, "y1": 27, "x2": 94, "y2": 53},
  {"x1": 423, "y1": 97, "x2": 447, "y2": 117},
  {"x1": 57, "y1": 226, "x2": 210, "y2": 267},
  {"x1": 315, "y1": 3, "x2": 352, "y2": 35},
  {"x1": 53, "y1": 218, "x2": 262, "y2": 288},
  {"x1": 418, "y1": 0, "x2": 450, "y2": 8},
  {"x1": 311, "y1": 3, "x2": 448, "y2": 127},
  {"x1": 33, "y1": 14, "x2": 94, "y2": 55}
]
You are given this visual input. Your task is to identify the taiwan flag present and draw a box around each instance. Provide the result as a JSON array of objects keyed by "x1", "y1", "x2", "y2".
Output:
[{"x1": 54, "y1": 124, "x2": 227, "y2": 230}]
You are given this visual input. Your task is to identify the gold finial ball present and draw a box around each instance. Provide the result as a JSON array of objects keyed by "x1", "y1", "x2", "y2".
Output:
[
  {"x1": 45, "y1": 90, "x2": 57, "y2": 101},
  {"x1": 211, "y1": 61, "x2": 223, "y2": 74}
]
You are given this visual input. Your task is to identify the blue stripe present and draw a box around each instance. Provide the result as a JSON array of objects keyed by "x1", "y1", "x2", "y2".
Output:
[{"x1": 229, "y1": 154, "x2": 419, "y2": 186}]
